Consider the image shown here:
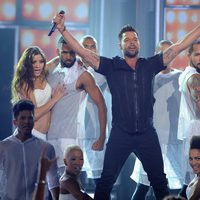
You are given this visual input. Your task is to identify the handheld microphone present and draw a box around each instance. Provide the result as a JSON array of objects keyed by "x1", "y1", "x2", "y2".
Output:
[{"x1": 48, "y1": 10, "x2": 65, "y2": 36}]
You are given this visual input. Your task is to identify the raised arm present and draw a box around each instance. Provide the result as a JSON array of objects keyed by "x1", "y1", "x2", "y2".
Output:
[
  {"x1": 46, "y1": 56, "x2": 59, "y2": 71},
  {"x1": 187, "y1": 74, "x2": 200, "y2": 112},
  {"x1": 52, "y1": 13, "x2": 100, "y2": 70},
  {"x1": 163, "y1": 24, "x2": 200, "y2": 66},
  {"x1": 32, "y1": 146, "x2": 58, "y2": 200}
]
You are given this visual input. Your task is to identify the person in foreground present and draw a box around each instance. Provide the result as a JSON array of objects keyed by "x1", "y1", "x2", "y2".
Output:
[
  {"x1": 59, "y1": 145, "x2": 93, "y2": 200},
  {"x1": 0, "y1": 99, "x2": 59, "y2": 200},
  {"x1": 178, "y1": 40, "x2": 200, "y2": 198},
  {"x1": 32, "y1": 147, "x2": 58, "y2": 200},
  {"x1": 186, "y1": 135, "x2": 200, "y2": 200},
  {"x1": 52, "y1": 12, "x2": 200, "y2": 200}
]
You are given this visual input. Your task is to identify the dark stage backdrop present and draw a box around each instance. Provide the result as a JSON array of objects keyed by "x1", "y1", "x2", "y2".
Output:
[{"x1": 0, "y1": 28, "x2": 16, "y2": 140}]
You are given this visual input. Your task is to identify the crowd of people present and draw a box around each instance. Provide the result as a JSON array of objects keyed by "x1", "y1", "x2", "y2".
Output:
[{"x1": 0, "y1": 10, "x2": 200, "y2": 200}]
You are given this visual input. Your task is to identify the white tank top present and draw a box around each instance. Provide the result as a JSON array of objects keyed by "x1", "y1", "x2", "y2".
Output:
[
  {"x1": 59, "y1": 193, "x2": 76, "y2": 200},
  {"x1": 186, "y1": 176, "x2": 200, "y2": 200},
  {"x1": 59, "y1": 172, "x2": 82, "y2": 200},
  {"x1": 178, "y1": 66, "x2": 200, "y2": 140},
  {"x1": 47, "y1": 62, "x2": 87, "y2": 139},
  {"x1": 47, "y1": 62, "x2": 87, "y2": 166},
  {"x1": 33, "y1": 82, "x2": 52, "y2": 107}
]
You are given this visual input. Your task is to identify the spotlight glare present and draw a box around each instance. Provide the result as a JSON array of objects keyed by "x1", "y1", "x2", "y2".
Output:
[
  {"x1": 2, "y1": 2, "x2": 15, "y2": 19},
  {"x1": 39, "y1": 3, "x2": 53, "y2": 19},
  {"x1": 24, "y1": 3, "x2": 34, "y2": 15},
  {"x1": 75, "y1": 3, "x2": 88, "y2": 19},
  {"x1": 191, "y1": 14, "x2": 198, "y2": 23},
  {"x1": 192, "y1": 0, "x2": 199, "y2": 4},
  {"x1": 178, "y1": 11, "x2": 187, "y2": 24},
  {"x1": 177, "y1": 29, "x2": 186, "y2": 41},
  {"x1": 22, "y1": 31, "x2": 35, "y2": 47},
  {"x1": 167, "y1": 11, "x2": 175, "y2": 24}
]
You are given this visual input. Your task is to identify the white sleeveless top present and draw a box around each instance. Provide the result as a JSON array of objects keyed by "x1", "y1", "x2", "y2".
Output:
[
  {"x1": 153, "y1": 69, "x2": 181, "y2": 144},
  {"x1": 47, "y1": 62, "x2": 88, "y2": 167},
  {"x1": 59, "y1": 172, "x2": 82, "y2": 200},
  {"x1": 186, "y1": 176, "x2": 200, "y2": 199},
  {"x1": 178, "y1": 66, "x2": 200, "y2": 184},
  {"x1": 178, "y1": 66, "x2": 200, "y2": 141},
  {"x1": 59, "y1": 193, "x2": 76, "y2": 200},
  {"x1": 33, "y1": 82, "x2": 52, "y2": 107}
]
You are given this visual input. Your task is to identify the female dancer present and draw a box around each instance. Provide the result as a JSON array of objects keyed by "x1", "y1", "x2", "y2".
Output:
[
  {"x1": 11, "y1": 46, "x2": 66, "y2": 140},
  {"x1": 59, "y1": 145, "x2": 93, "y2": 200},
  {"x1": 186, "y1": 135, "x2": 200, "y2": 200}
]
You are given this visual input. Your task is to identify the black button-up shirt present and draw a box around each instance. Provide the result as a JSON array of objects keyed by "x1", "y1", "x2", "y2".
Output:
[{"x1": 97, "y1": 54, "x2": 166, "y2": 133}]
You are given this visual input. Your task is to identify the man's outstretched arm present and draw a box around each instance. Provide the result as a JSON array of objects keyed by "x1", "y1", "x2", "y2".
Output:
[
  {"x1": 163, "y1": 24, "x2": 200, "y2": 67},
  {"x1": 53, "y1": 12, "x2": 100, "y2": 70}
]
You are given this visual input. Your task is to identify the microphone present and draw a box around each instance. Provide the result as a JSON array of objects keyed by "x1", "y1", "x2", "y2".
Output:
[{"x1": 48, "y1": 10, "x2": 65, "y2": 36}]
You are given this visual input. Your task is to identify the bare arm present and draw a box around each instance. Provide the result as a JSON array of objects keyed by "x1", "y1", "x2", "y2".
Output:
[
  {"x1": 32, "y1": 147, "x2": 58, "y2": 200},
  {"x1": 52, "y1": 13, "x2": 100, "y2": 70},
  {"x1": 46, "y1": 56, "x2": 59, "y2": 71},
  {"x1": 60, "y1": 178, "x2": 93, "y2": 200},
  {"x1": 79, "y1": 72, "x2": 107, "y2": 150},
  {"x1": 22, "y1": 83, "x2": 66, "y2": 121},
  {"x1": 187, "y1": 74, "x2": 200, "y2": 112},
  {"x1": 163, "y1": 24, "x2": 200, "y2": 66}
]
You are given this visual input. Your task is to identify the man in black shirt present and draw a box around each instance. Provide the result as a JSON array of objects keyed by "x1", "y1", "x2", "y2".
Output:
[{"x1": 52, "y1": 12, "x2": 200, "y2": 200}]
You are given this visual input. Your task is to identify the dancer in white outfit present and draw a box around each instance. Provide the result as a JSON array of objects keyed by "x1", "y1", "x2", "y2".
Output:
[
  {"x1": 79, "y1": 35, "x2": 111, "y2": 179},
  {"x1": 131, "y1": 40, "x2": 183, "y2": 199},
  {"x1": 0, "y1": 100, "x2": 59, "y2": 200},
  {"x1": 178, "y1": 40, "x2": 200, "y2": 198},
  {"x1": 47, "y1": 36, "x2": 107, "y2": 173},
  {"x1": 11, "y1": 46, "x2": 66, "y2": 140}
]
